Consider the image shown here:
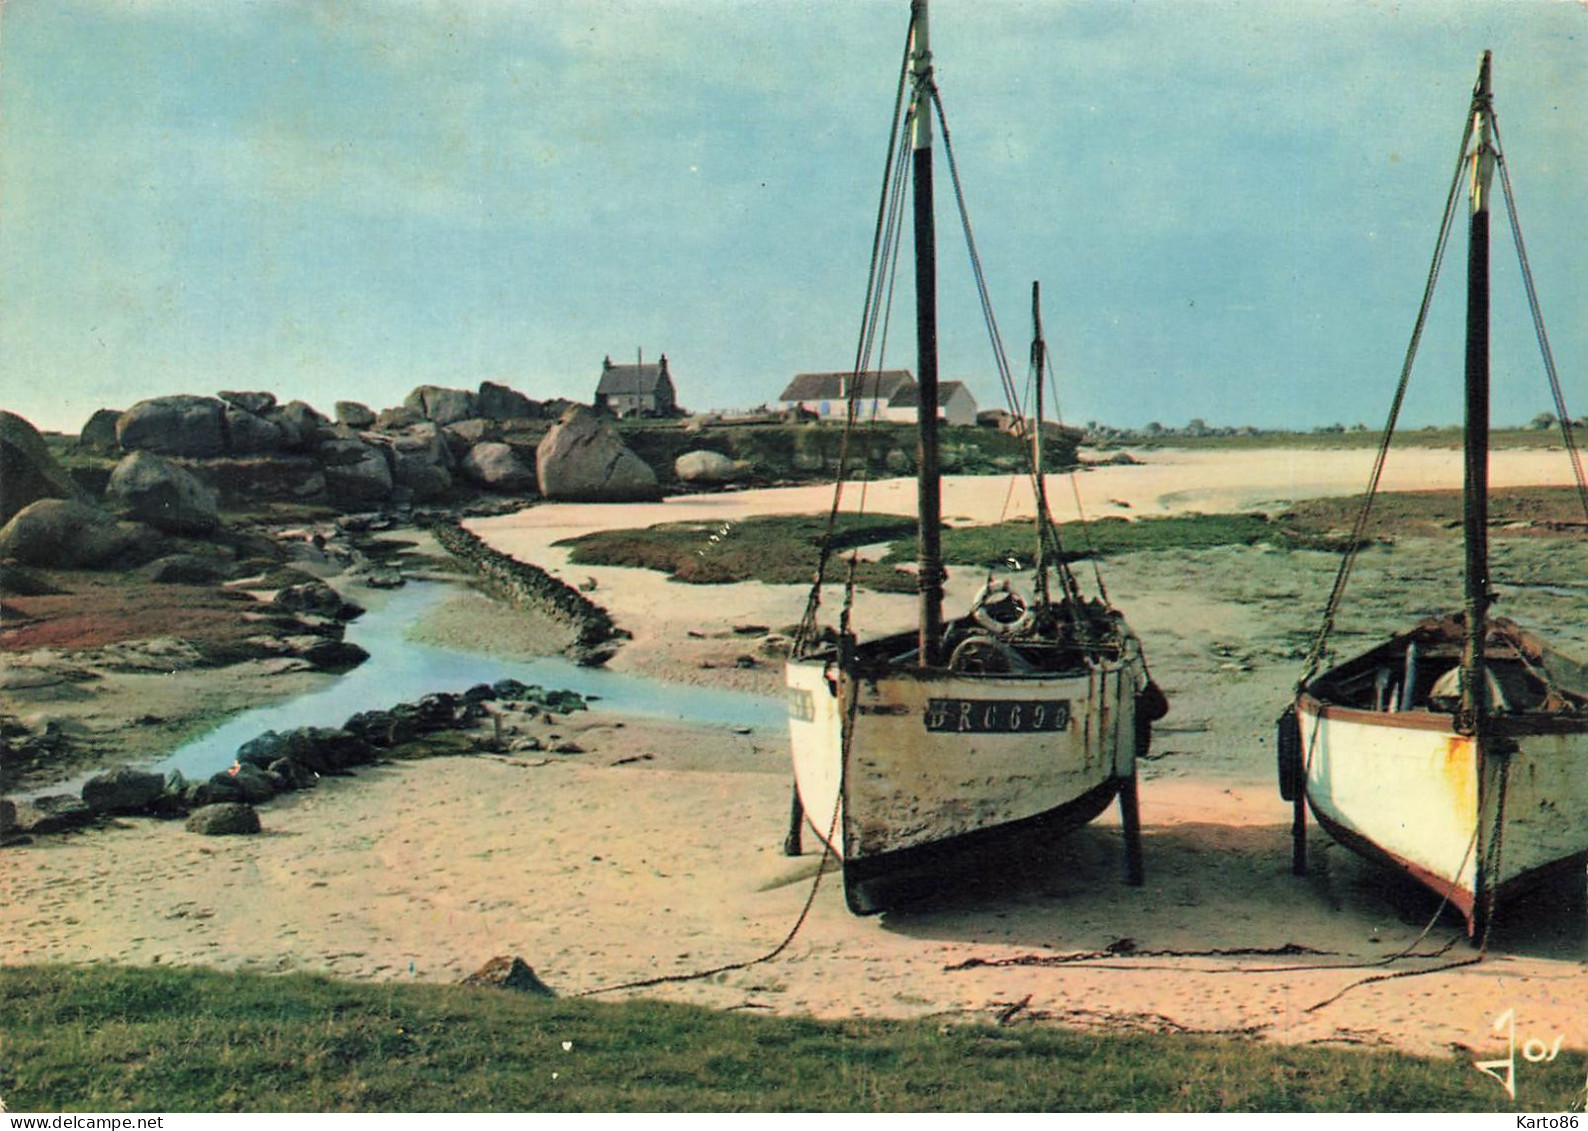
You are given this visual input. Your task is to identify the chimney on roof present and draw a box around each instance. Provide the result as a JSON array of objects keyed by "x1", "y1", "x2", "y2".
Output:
[
  {"x1": 603, "y1": 356, "x2": 613, "y2": 370},
  {"x1": 659, "y1": 353, "x2": 668, "y2": 373}
]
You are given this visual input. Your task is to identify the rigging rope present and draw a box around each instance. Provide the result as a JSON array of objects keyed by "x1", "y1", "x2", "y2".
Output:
[
  {"x1": 578, "y1": 560, "x2": 872, "y2": 999},
  {"x1": 1282, "y1": 64, "x2": 1579, "y2": 1011},
  {"x1": 928, "y1": 90, "x2": 1022, "y2": 421},
  {"x1": 626, "y1": 24, "x2": 914, "y2": 998},
  {"x1": 1490, "y1": 117, "x2": 1588, "y2": 525},
  {"x1": 1041, "y1": 344, "x2": 1113, "y2": 607},
  {"x1": 931, "y1": 86, "x2": 1090, "y2": 618},
  {"x1": 1304, "y1": 755, "x2": 1508, "y2": 1013},
  {"x1": 1296, "y1": 109, "x2": 1476, "y2": 690},
  {"x1": 1299, "y1": 79, "x2": 1585, "y2": 688},
  {"x1": 796, "y1": 23, "x2": 915, "y2": 652},
  {"x1": 804, "y1": 44, "x2": 1125, "y2": 655},
  {"x1": 573, "y1": 778, "x2": 845, "y2": 1001}
]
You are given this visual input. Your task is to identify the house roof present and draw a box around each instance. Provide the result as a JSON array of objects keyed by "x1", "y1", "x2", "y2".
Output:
[
  {"x1": 597, "y1": 356, "x2": 671, "y2": 396},
  {"x1": 778, "y1": 369, "x2": 914, "y2": 403},
  {"x1": 887, "y1": 380, "x2": 970, "y2": 409}
]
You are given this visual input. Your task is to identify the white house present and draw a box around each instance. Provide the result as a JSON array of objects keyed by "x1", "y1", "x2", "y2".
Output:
[
  {"x1": 777, "y1": 369, "x2": 916, "y2": 419},
  {"x1": 882, "y1": 380, "x2": 978, "y2": 427}
]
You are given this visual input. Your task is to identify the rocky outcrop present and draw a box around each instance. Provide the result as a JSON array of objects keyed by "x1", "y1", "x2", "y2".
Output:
[
  {"x1": 0, "y1": 716, "x2": 74, "y2": 793},
  {"x1": 116, "y1": 394, "x2": 329, "y2": 459},
  {"x1": 387, "y1": 422, "x2": 454, "y2": 502},
  {"x1": 77, "y1": 409, "x2": 123, "y2": 454},
  {"x1": 1, "y1": 410, "x2": 85, "y2": 524},
  {"x1": 335, "y1": 401, "x2": 376, "y2": 428},
  {"x1": 271, "y1": 575, "x2": 364, "y2": 620},
  {"x1": 139, "y1": 553, "x2": 230, "y2": 585},
  {"x1": 476, "y1": 381, "x2": 539, "y2": 421},
  {"x1": 674, "y1": 449, "x2": 749, "y2": 485},
  {"x1": 460, "y1": 442, "x2": 535, "y2": 493},
  {"x1": 0, "y1": 566, "x2": 62, "y2": 596},
  {"x1": 535, "y1": 405, "x2": 659, "y2": 502},
  {"x1": 404, "y1": 385, "x2": 479, "y2": 426},
  {"x1": 265, "y1": 400, "x2": 327, "y2": 453},
  {"x1": 13, "y1": 675, "x2": 588, "y2": 837},
  {"x1": 208, "y1": 763, "x2": 280, "y2": 804},
  {"x1": 441, "y1": 419, "x2": 499, "y2": 462},
  {"x1": 185, "y1": 802, "x2": 261, "y2": 836},
  {"x1": 374, "y1": 405, "x2": 423, "y2": 431},
  {"x1": 81, "y1": 766, "x2": 166, "y2": 815},
  {"x1": 319, "y1": 438, "x2": 393, "y2": 505},
  {"x1": 0, "y1": 499, "x2": 160, "y2": 569},
  {"x1": 219, "y1": 391, "x2": 277, "y2": 416},
  {"x1": 236, "y1": 727, "x2": 376, "y2": 775},
  {"x1": 223, "y1": 403, "x2": 285, "y2": 455},
  {"x1": 297, "y1": 638, "x2": 370, "y2": 671},
  {"x1": 106, "y1": 451, "x2": 221, "y2": 535},
  {"x1": 116, "y1": 395, "x2": 229, "y2": 458}
]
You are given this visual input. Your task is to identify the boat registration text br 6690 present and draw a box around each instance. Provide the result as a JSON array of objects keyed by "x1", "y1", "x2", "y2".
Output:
[{"x1": 925, "y1": 698, "x2": 1071, "y2": 733}]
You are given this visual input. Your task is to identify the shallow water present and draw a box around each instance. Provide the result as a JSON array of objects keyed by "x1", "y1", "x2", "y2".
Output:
[{"x1": 45, "y1": 580, "x2": 784, "y2": 789}]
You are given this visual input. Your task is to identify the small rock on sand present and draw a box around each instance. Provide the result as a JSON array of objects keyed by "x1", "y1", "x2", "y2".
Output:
[
  {"x1": 81, "y1": 766, "x2": 166, "y2": 815},
  {"x1": 185, "y1": 802, "x2": 261, "y2": 836},
  {"x1": 459, "y1": 955, "x2": 555, "y2": 997}
]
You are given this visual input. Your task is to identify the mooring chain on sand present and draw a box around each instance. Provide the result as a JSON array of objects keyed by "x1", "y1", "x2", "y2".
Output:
[
  {"x1": 1304, "y1": 766, "x2": 1510, "y2": 1014},
  {"x1": 1301, "y1": 953, "x2": 1485, "y2": 1015},
  {"x1": 946, "y1": 941, "x2": 1337, "y2": 972},
  {"x1": 944, "y1": 934, "x2": 1477, "y2": 1006}
]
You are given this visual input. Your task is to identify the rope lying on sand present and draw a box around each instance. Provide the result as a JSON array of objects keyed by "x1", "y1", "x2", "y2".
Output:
[
  {"x1": 426, "y1": 520, "x2": 625, "y2": 665},
  {"x1": 945, "y1": 942, "x2": 1336, "y2": 970}
]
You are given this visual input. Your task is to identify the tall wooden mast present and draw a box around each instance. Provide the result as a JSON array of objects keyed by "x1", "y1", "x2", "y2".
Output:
[
  {"x1": 1031, "y1": 281, "x2": 1052, "y2": 605},
  {"x1": 911, "y1": 0, "x2": 943, "y2": 666},
  {"x1": 1460, "y1": 51, "x2": 1494, "y2": 732}
]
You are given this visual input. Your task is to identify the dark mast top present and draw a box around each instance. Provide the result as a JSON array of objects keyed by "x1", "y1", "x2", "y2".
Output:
[
  {"x1": 1461, "y1": 51, "x2": 1494, "y2": 731},
  {"x1": 910, "y1": 0, "x2": 943, "y2": 666}
]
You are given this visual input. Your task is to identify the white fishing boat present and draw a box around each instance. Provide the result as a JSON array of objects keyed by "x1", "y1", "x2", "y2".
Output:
[
  {"x1": 784, "y1": 0, "x2": 1165, "y2": 915},
  {"x1": 1282, "y1": 53, "x2": 1588, "y2": 939}
]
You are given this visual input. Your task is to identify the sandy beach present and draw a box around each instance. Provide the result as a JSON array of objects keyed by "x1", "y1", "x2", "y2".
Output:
[{"x1": 4, "y1": 447, "x2": 1587, "y2": 1072}]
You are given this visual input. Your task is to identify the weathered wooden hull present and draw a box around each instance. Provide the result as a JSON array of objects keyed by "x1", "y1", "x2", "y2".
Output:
[
  {"x1": 787, "y1": 639, "x2": 1150, "y2": 913},
  {"x1": 1296, "y1": 691, "x2": 1588, "y2": 934}
]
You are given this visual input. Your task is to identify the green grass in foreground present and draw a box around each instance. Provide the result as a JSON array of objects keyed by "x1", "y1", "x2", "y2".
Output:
[{"x1": 0, "y1": 965, "x2": 1569, "y2": 1112}]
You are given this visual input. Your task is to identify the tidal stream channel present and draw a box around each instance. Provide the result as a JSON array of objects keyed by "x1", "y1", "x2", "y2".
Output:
[{"x1": 151, "y1": 579, "x2": 784, "y2": 781}]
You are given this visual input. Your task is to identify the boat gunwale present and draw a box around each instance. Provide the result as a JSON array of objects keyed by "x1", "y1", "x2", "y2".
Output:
[
  {"x1": 1297, "y1": 689, "x2": 1588, "y2": 738},
  {"x1": 787, "y1": 620, "x2": 1144, "y2": 685}
]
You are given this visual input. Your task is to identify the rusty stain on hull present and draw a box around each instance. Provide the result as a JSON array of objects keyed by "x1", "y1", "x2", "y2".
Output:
[{"x1": 1296, "y1": 614, "x2": 1588, "y2": 933}]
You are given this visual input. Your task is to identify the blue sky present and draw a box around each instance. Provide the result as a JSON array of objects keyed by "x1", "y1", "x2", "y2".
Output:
[{"x1": 1, "y1": 0, "x2": 1583, "y2": 435}]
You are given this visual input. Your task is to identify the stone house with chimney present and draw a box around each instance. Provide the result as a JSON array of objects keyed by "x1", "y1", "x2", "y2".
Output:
[{"x1": 595, "y1": 354, "x2": 679, "y2": 417}]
